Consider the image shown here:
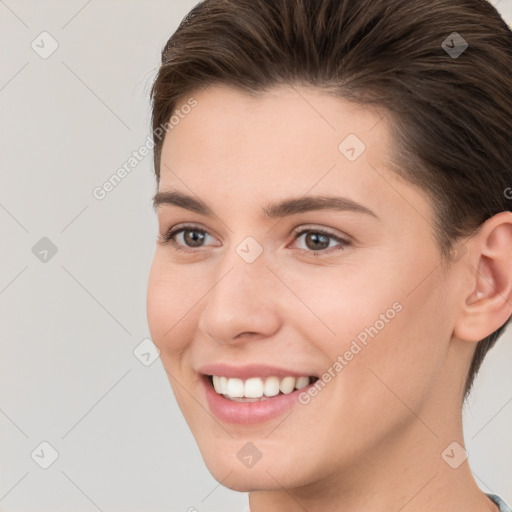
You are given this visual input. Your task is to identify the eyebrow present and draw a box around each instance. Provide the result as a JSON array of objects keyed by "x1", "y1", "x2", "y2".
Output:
[{"x1": 152, "y1": 190, "x2": 379, "y2": 219}]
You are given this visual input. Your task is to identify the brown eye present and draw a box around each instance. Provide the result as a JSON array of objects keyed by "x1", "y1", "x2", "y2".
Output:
[
  {"x1": 303, "y1": 232, "x2": 331, "y2": 251},
  {"x1": 181, "y1": 229, "x2": 207, "y2": 247},
  {"x1": 291, "y1": 228, "x2": 350, "y2": 257},
  {"x1": 159, "y1": 224, "x2": 350, "y2": 257},
  {"x1": 159, "y1": 225, "x2": 215, "y2": 253}
]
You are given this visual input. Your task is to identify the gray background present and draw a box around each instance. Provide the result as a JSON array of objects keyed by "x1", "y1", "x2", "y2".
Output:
[{"x1": 0, "y1": 1, "x2": 511, "y2": 510}]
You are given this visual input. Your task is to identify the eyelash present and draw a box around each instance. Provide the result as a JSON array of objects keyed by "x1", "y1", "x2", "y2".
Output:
[{"x1": 158, "y1": 223, "x2": 350, "y2": 258}]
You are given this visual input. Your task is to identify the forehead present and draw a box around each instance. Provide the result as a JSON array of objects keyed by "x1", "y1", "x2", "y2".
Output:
[
  {"x1": 158, "y1": 84, "x2": 427, "y2": 224},
  {"x1": 164, "y1": 84, "x2": 387, "y2": 157}
]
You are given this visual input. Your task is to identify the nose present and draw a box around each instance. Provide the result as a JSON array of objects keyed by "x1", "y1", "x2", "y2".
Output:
[{"x1": 197, "y1": 247, "x2": 282, "y2": 346}]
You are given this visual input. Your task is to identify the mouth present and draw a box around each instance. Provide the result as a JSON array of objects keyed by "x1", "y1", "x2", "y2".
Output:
[
  {"x1": 197, "y1": 364, "x2": 322, "y2": 424},
  {"x1": 204, "y1": 374, "x2": 320, "y2": 402}
]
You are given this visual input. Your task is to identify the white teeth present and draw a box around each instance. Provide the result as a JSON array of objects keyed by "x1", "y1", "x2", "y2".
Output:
[
  {"x1": 279, "y1": 376, "x2": 296, "y2": 394},
  {"x1": 212, "y1": 375, "x2": 222, "y2": 394},
  {"x1": 219, "y1": 376, "x2": 228, "y2": 395},
  {"x1": 295, "y1": 376, "x2": 310, "y2": 389},
  {"x1": 263, "y1": 376, "x2": 280, "y2": 397},
  {"x1": 244, "y1": 377, "x2": 264, "y2": 398},
  {"x1": 226, "y1": 377, "x2": 244, "y2": 397},
  {"x1": 210, "y1": 375, "x2": 313, "y2": 400}
]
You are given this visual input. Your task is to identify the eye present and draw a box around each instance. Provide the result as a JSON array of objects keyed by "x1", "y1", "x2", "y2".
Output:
[
  {"x1": 158, "y1": 224, "x2": 350, "y2": 257},
  {"x1": 158, "y1": 224, "x2": 216, "y2": 254},
  {"x1": 289, "y1": 226, "x2": 350, "y2": 257}
]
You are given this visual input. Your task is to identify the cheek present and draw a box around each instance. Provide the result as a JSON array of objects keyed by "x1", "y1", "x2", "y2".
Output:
[
  {"x1": 146, "y1": 255, "x2": 195, "y2": 354},
  {"x1": 289, "y1": 254, "x2": 449, "y2": 408},
  {"x1": 343, "y1": 271, "x2": 451, "y2": 417},
  {"x1": 146, "y1": 260, "x2": 171, "y2": 345},
  {"x1": 146, "y1": 257, "x2": 200, "y2": 409},
  {"x1": 279, "y1": 262, "x2": 403, "y2": 357}
]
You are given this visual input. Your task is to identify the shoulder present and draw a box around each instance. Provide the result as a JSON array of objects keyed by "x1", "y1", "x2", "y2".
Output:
[{"x1": 487, "y1": 493, "x2": 512, "y2": 512}]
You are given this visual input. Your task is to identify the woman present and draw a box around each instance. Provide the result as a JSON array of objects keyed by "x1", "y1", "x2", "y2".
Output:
[{"x1": 146, "y1": 0, "x2": 512, "y2": 510}]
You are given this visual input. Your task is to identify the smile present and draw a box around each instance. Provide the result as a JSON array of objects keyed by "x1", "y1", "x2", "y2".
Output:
[
  {"x1": 209, "y1": 375, "x2": 317, "y2": 401},
  {"x1": 200, "y1": 372, "x2": 321, "y2": 424}
]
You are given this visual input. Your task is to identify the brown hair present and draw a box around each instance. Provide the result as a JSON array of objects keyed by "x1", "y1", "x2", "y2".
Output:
[{"x1": 150, "y1": 0, "x2": 512, "y2": 400}]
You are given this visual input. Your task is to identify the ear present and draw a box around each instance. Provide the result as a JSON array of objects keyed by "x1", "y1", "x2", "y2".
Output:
[{"x1": 453, "y1": 211, "x2": 512, "y2": 342}]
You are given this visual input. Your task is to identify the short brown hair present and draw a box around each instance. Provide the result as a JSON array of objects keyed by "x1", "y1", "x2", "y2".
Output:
[{"x1": 150, "y1": 0, "x2": 512, "y2": 400}]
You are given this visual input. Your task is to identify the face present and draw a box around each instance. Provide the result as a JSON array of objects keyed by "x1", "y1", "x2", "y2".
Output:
[{"x1": 146, "y1": 84, "x2": 462, "y2": 492}]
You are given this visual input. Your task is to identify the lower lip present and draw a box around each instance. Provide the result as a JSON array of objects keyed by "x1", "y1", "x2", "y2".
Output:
[{"x1": 201, "y1": 375, "x2": 316, "y2": 425}]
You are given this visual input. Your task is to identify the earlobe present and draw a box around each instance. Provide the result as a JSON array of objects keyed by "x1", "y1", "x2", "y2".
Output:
[{"x1": 453, "y1": 211, "x2": 512, "y2": 342}]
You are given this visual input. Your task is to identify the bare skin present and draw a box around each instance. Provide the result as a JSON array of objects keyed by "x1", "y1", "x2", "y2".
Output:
[{"x1": 146, "y1": 84, "x2": 512, "y2": 512}]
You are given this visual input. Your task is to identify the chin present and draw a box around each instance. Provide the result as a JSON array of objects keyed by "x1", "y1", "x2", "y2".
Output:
[
  {"x1": 198, "y1": 445, "x2": 316, "y2": 492},
  {"x1": 206, "y1": 463, "x2": 298, "y2": 493}
]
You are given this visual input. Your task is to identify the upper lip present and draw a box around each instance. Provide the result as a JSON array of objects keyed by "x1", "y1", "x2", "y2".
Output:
[{"x1": 197, "y1": 363, "x2": 317, "y2": 380}]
